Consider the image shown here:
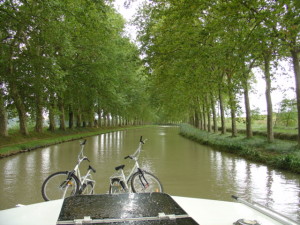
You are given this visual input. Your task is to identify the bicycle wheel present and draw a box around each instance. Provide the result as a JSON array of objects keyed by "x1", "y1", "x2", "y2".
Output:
[
  {"x1": 131, "y1": 171, "x2": 163, "y2": 193},
  {"x1": 109, "y1": 178, "x2": 127, "y2": 194},
  {"x1": 41, "y1": 171, "x2": 80, "y2": 201},
  {"x1": 80, "y1": 181, "x2": 94, "y2": 195}
]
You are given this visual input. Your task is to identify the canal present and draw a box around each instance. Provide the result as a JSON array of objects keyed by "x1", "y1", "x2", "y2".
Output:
[{"x1": 0, "y1": 126, "x2": 300, "y2": 222}]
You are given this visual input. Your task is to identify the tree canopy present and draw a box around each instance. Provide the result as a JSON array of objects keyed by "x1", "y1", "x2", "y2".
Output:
[
  {"x1": 0, "y1": 0, "x2": 152, "y2": 135},
  {"x1": 1, "y1": 0, "x2": 300, "y2": 145},
  {"x1": 135, "y1": 0, "x2": 300, "y2": 143}
]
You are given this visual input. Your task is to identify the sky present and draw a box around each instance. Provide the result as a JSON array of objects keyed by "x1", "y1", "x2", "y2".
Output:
[
  {"x1": 113, "y1": 0, "x2": 296, "y2": 115},
  {"x1": 113, "y1": 0, "x2": 141, "y2": 41}
]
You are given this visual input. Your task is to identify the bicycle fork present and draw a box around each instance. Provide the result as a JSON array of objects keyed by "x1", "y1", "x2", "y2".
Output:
[
  {"x1": 59, "y1": 171, "x2": 76, "y2": 198},
  {"x1": 137, "y1": 169, "x2": 149, "y2": 189}
]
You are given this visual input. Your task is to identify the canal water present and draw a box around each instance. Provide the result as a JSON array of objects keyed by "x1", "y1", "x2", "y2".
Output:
[{"x1": 0, "y1": 126, "x2": 300, "y2": 222}]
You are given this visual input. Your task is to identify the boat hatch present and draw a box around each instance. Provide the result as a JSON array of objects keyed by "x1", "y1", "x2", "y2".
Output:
[{"x1": 56, "y1": 193, "x2": 199, "y2": 225}]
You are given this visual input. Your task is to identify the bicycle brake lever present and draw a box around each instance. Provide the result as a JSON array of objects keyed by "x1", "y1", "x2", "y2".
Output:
[
  {"x1": 83, "y1": 157, "x2": 90, "y2": 162},
  {"x1": 124, "y1": 155, "x2": 133, "y2": 160},
  {"x1": 89, "y1": 165, "x2": 96, "y2": 173}
]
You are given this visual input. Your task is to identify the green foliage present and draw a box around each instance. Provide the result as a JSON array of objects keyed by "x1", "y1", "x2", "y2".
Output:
[
  {"x1": 0, "y1": 0, "x2": 153, "y2": 135},
  {"x1": 135, "y1": 0, "x2": 300, "y2": 140},
  {"x1": 276, "y1": 98, "x2": 297, "y2": 127},
  {"x1": 251, "y1": 108, "x2": 264, "y2": 121}
]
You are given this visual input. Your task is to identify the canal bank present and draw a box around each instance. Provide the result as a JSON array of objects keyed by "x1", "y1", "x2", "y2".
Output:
[
  {"x1": 179, "y1": 124, "x2": 300, "y2": 174},
  {"x1": 0, "y1": 126, "x2": 153, "y2": 158}
]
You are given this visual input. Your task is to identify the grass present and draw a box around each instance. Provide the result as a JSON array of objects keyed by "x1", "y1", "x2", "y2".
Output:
[
  {"x1": 0, "y1": 126, "x2": 152, "y2": 157},
  {"x1": 179, "y1": 123, "x2": 300, "y2": 174},
  {"x1": 223, "y1": 119, "x2": 299, "y2": 141}
]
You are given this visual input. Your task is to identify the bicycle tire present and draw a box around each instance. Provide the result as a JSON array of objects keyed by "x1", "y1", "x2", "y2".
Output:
[
  {"x1": 131, "y1": 171, "x2": 163, "y2": 193},
  {"x1": 109, "y1": 178, "x2": 128, "y2": 194},
  {"x1": 41, "y1": 171, "x2": 80, "y2": 201},
  {"x1": 80, "y1": 181, "x2": 94, "y2": 195}
]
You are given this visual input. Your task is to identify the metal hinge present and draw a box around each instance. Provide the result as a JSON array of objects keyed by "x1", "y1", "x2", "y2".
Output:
[
  {"x1": 158, "y1": 212, "x2": 177, "y2": 220},
  {"x1": 74, "y1": 216, "x2": 92, "y2": 225}
]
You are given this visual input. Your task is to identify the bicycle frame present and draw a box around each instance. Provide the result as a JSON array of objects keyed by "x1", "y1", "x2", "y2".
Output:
[
  {"x1": 110, "y1": 137, "x2": 145, "y2": 191},
  {"x1": 72, "y1": 141, "x2": 96, "y2": 192},
  {"x1": 42, "y1": 139, "x2": 96, "y2": 201}
]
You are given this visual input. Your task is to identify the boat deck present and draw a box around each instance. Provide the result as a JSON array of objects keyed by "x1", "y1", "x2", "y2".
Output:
[{"x1": 0, "y1": 195, "x2": 296, "y2": 225}]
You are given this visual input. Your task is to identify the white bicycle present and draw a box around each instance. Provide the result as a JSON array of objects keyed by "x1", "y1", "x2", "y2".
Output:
[
  {"x1": 41, "y1": 140, "x2": 96, "y2": 201},
  {"x1": 109, "y1": 136, "x2": 163, "y2": 194}
]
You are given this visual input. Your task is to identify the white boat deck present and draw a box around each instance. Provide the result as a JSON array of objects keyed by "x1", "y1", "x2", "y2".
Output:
[{"x1": 0, "y1": 196, "x2": 297, "y2": 225}]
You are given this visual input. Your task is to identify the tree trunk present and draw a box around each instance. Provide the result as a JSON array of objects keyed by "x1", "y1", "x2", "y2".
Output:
[
  {"x1": 194, "y1": 109, "x2": 199, "y2": 128},
  {"x1": 8, "y1": 56, "x2": 28, "y2": 135},
  {"x1": 97, "y1": 107, "x2": 101, "y2": 127},
  {"x1": 264, "y1": 53, "x2": 274, "y2": 142},
  {"x1": 229, "y1": 93, "x2": 237, "y2": 137},
  {"x1": 35, "y1": 94, "x2": 43, "y2": 133},
  {"x1": 0, "y1": 87, "x2": 8, "y2": 137},
  {"x1": 76, "y1": 111, "x2": 82, "y2": 127},
  {"x1": 243, "y1": 78, "x2": 253, "y2": 138},
  {"x1": 227, "y1": 75, "x2": 237, "y2": 137},
  {"x1": 88, "y1": 109, "x2": 94, "y2": 127},
  {"x1": 291, "y1": 49, "x2": 300, "y2": 145},
  {"x1": 48, "y1": 108, "x2": 55, "y2": 131},
  {"x1": 111, "y1": 115, "x2": 115, "y2": 127},
  {"x1": 103, "y1": 113, "x2": 107, "y2": 127},
  {"x1": 58, "y1": 97, "x2": 66, "y2": 130},
  {"x1": 202, "y1": 104, "x2": 206, "y2": 131},
  {"x1": 199, "y1": 106, "x2": 203, "y2": 130},
  {"x1": 211, "y1": 95, "x2": 217, "y2": 133},
  {"x1": 189, "y1": 113, "x2": 193, "y2": 125},
  {"x1": 10, "y1": 83, "x2": 28, "y2": 135},
  {"x1": 69, "y1": 105, "x2": 74, "y2": 129},
  {"x1": 205, "y1": 96, "x2": 211, "y2": 132},
  {"x1": 48, "y1": 94, "x2": 56, "y2": 131},
  {"x1": 218, "y1": 85, "x2": 226, "y2": 134},
  {"x1": 107, "y1": 114, "x2": 110, "y2": 126}
]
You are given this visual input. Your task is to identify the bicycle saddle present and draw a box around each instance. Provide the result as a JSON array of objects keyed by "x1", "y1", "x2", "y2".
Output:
[{"x1": 115, "y1": 165, "x2": 125, "y2": 171}]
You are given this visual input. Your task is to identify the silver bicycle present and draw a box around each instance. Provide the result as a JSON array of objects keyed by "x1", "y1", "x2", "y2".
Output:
[
  {"x1": 109, "y1": 136, "x2": 163, "y2": 194},
  {"x1": 41, "y1": 140, "x2": 96, "y2": 201}
]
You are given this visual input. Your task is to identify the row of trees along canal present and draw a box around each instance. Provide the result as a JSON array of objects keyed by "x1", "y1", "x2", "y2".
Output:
[
  {"x1": 0, "y1": 0, "x2": 154, "y2": 137},
  {"x1": 135, "y1": 0, "x2": 300, "y2": 144}
]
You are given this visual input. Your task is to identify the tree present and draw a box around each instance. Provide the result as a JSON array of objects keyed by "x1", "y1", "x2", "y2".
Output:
[
  {"x1": 0, "y1": 0, "x2": 148, "y2": 135},
  {"x1": 276, "y1": 98, "x2": 297, "y2": 127},
  {"x1": 0, "y1": 83, "x2": 8, "y2": 136}
]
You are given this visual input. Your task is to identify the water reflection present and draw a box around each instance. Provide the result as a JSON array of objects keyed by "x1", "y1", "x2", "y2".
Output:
[
  {"x1": 210, "y1": 151, "x2": 300, "y2": 221},
  {"x1": 0, "y1": 126, "x2": 299, "y2": 223}
]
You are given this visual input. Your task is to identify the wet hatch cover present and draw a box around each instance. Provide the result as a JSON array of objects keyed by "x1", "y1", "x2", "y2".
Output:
[{"x1": 57, "y1": 193, "x2": 199, "y2": 224}]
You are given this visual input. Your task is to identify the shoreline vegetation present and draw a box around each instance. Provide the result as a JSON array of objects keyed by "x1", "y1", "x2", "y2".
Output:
[
  {"x1": 179, "y1": 124, "x2": 300, "y2": 174},
  {"x1": 0, "y1": 126, "x2": 149, "y2": 158}
]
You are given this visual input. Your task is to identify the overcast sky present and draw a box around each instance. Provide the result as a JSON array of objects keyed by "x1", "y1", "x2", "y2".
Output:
[{"x1": 113, "y1": 0, "x2": 296, "y2": 115}]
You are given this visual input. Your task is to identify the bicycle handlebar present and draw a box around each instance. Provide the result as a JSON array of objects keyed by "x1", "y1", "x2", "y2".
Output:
[
  {"x1": 88, "y1": 165, "x2": 96, "y2": 173},
  {"x1": 83, "y1": 157, "x2": 90, "y2": 162},
  {"x1": 124, "y1": 136, "x2": 147, "y2": 160},
  {"x1": 140, "y1": 136, "x2": 144, "y2": 144},
  {"x1": 81, "y1": 139, "x2": 87, "y2": 145}
]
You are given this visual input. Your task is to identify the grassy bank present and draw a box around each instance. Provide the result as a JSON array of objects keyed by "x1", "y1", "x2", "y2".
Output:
[
  {"x1": 0, "y1": 126, "x2": 151, "y2": 158},
  {"x1": 179, "y1": 124, "x2": 300, "y2": 174}
]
